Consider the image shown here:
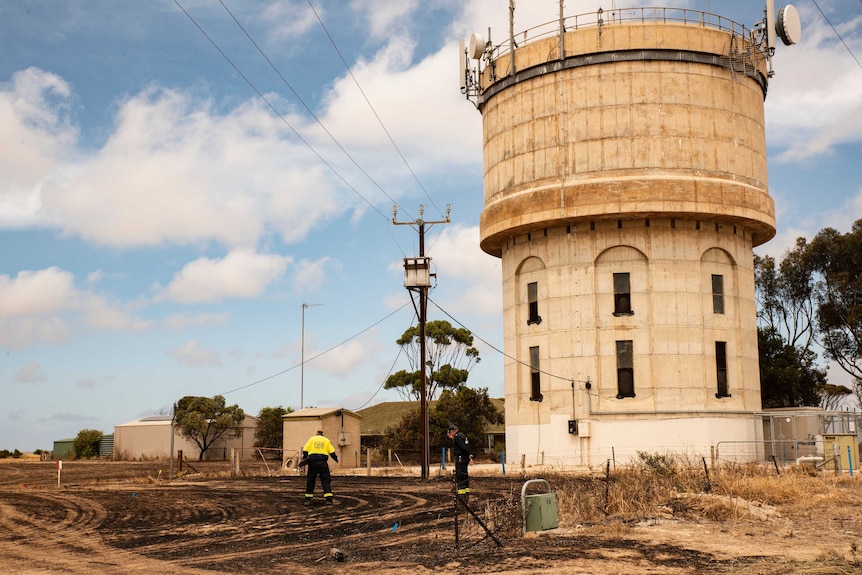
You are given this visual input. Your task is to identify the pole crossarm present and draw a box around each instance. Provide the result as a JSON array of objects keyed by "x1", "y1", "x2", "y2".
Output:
[{"x1": 393, "y1": 204, "x2": 451, "y2": 480}]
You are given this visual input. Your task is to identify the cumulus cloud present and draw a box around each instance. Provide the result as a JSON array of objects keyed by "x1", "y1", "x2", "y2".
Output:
[
  {"x1": 318, "y1": 31, "x2": 481, "y2": 185},
  {"x1": 1, "y1": 82, "x2": 345, "y2": 249},
  {"x1": 0, "y1": 67, "x2": 76, "y2": 226},
  {"x1": 169, "y1": 340, "x2": 221, "y2": 367},
  {"x1": 425, "y1": 224, "x2": 501, "y2": 315},
  {"x1": 0, "y1": 267, "x2": 151, "y2": 347},
  {"x1": 156, "y1": 250, "x2": 291, "y2": 303},
  {"x1": 766, "y1": 12, "x2": 862, "y2": 163},
  {"x1": 0, "y1": 267, "x2": 77, "y2": 317}
]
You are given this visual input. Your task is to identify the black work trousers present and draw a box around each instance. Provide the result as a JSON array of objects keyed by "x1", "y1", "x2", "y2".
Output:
[
  {"x1": 305, "y1": 459, "x2": 333, "y2": 499},
  {"x1": 455, "y1": 456, "x2": 470, "y2": 495}
]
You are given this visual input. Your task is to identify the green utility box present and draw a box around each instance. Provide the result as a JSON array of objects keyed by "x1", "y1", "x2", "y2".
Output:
[{"x1": 521, "y1": 479, "x2": 558, "y2": 534}]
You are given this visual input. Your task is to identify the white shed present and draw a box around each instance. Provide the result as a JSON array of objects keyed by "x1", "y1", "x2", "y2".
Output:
[{"x1": 114, "y1": 415, "x2": 257, "y2": 461}]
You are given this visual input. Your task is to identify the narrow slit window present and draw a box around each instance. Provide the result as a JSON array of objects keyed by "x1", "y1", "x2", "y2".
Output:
[
  {"x1": 712, "y1": 274, "x2": 725, "y2": 314},
  {"x1": 529, "y1": 346, "x2": 543, "y2": 402},
  {"x1": 527, "y1": 282, "x2": 542, "y2": 325},
  {"x1": 616, "y1": 340, "x2": 634, "y2": 398},
  {"x1": 715, "y1": 341, "x2": 729, "y2": 397},
  {"x1": 613, "y1": 272, "x2": 632, "y2": 315}
]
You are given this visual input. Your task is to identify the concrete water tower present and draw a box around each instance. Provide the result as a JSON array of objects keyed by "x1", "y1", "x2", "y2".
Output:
[{"x1": 461, "y1": 3, "x2": 801, "y2": 465}]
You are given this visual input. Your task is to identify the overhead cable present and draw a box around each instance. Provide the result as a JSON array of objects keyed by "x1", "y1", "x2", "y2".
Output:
[
  {"x1": 305, "y1": 0, "x2": 448, "y2": 220},
  {"x1": 219, "y1": 300, "x2": 412, "y2": 397},
  {"x1": 174, "y1": 0, "x2": 391, "y2": 222},
  {"x1": 218, "y1": 0, "x2": 417, "y2": 225}
]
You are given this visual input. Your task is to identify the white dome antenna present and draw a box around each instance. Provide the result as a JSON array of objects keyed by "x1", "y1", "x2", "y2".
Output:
[
  {"x1": 762, "y1": 1, "x2": 803, "y2": 77},
  {"x1": 776, "y1": 5, "x2": 802, "y2": 46},
  {"x1": 469, "y1": 32, "x2": 486, "y2": 60}
]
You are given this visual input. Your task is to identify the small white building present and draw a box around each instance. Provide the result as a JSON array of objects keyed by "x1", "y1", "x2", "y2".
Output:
[{"x1": 113, "y1": 415, "x2": 257, "y2": 461}]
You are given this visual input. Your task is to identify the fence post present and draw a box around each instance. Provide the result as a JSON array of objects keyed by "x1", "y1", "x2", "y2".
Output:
[
  {"x1": 366, "y1": 448, "x2": 373, "y2": 476},
  {"x1": 848, "y1": 446, "x2": 854, "y2": 477},
  {"x1": 230, "y1": 448, "x2": 237, "y2": 478}
]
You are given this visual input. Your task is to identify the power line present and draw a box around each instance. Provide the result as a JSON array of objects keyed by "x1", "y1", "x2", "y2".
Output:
[
  {"x1": 220, "y1": 300, "x2": 412, "y2": 397},
  {"x1": 810, "y1": 0, "x2": 862, "y2": 70},
  {"x1": 350, "y1": 317, "x2": 415, "y2": 411},
  {"x1": 173, "y1": 0, "x2": 391, "y2": 222},
  {"x1": 305, "y1": 0, "x2": 447, "y2": 220},
  {"x1": 217, "y1": 0, "x2": 417, "y2": 226},
  {"x1": 429, "y1": 296, "x2": 589, "y2": 385}
]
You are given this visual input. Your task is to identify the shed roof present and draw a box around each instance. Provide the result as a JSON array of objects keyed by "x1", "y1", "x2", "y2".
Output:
[
  {"x1": 283, "y1": 407, "x2": 361, "y2": 420},
  {"x1": 116, "y1": 414, "x2": 257, "y2": 427}
]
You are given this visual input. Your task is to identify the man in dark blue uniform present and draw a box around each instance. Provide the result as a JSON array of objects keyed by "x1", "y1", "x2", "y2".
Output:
[{"x1": 447, "y1": 423, "x2": 473, "y2": 500}]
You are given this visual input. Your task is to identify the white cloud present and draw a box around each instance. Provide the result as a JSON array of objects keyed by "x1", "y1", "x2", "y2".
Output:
[
  {"x1": 319, "y1": 33, "x2": 482, "y2": 186},
  {"x1": 157, "y1": 250, "x2": 291, "y2": 303},
  {"x1": 163, "y1": 312, "x2": 230, "y2": 330},
  {"x1": 766, "y1": 12, "x2": 862, "y2": 163},
  {"x1": 0, "y1": 317, "x2": 70, "y2": 348},
  {"x1": 353, "y1": 0, "x2": 419, "y2": 40},
  {"x1": 79, "y1": 294, "x2": 153, "y2": 332},
  {"x1": 757, "y1": 186, "x2": 862, "y2": 258},
  {"x1": 0, "y1": 68, "x2": 76, "y2": 226},
  {"x1": 2, "y1": 85, "x2": 345, "y2": 249},
  {"x1": 293, "y1": 257, "x2": 331, "y2": 293},
  {"x1": 307, "y1": 338, "x2": 381, "y2": 376},
  {"x1": 259, "y1": 0, "x2": 318, "y2": 41},
  {"x1": 0, "y1": 267, "x2": 151, "y2": 347},
  {"x1": 0, "y1": 267, "x2": 77, "y2": 318},
  {"x1": 169, "y1": 340, "x2": 221, "y2": 367},
  {"x1": 14, "y1": 361, "x2": 47, "y2": 383},
  {"x1": 426, "y1": 224, "x2": 501, "y2": 315}
]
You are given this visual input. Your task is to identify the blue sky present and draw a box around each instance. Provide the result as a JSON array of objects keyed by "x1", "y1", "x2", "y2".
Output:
[{"x1": 1, "y1": 1, "x2": 860, "y2": 452}]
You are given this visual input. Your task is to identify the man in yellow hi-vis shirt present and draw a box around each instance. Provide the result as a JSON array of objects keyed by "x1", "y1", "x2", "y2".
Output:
[{"x1": 302, "y1": 430, "x2": 338, "y2": 504}]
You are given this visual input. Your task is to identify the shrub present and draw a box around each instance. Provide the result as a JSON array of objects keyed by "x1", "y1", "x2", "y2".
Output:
[{"x1": 73, "y1": 429, "x2": 104, "y2": 459}]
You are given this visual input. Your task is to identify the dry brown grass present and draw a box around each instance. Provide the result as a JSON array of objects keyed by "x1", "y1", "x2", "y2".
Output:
[
  {"x1": 723, "y1": 549, "x2": 860, "y2": 574},
  {"x1": 552, "y1": 453, "x2": 862, "y2": 525}
]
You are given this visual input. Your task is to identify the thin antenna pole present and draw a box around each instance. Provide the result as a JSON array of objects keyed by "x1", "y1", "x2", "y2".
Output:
[
  {"x1": 559, "y1": 0, "x2": 565, "y2": 60},
  {"x1": 301, "y1": 302, "x2": 324, "y2": 409},
  {"x1": 509, "y1": 0, "x2": 516, "y2": 76}
]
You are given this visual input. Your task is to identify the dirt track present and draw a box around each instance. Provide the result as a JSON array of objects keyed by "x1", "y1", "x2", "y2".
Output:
[{"x1": 1, "y1": 460, "x2": 860, "y2": 574}]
